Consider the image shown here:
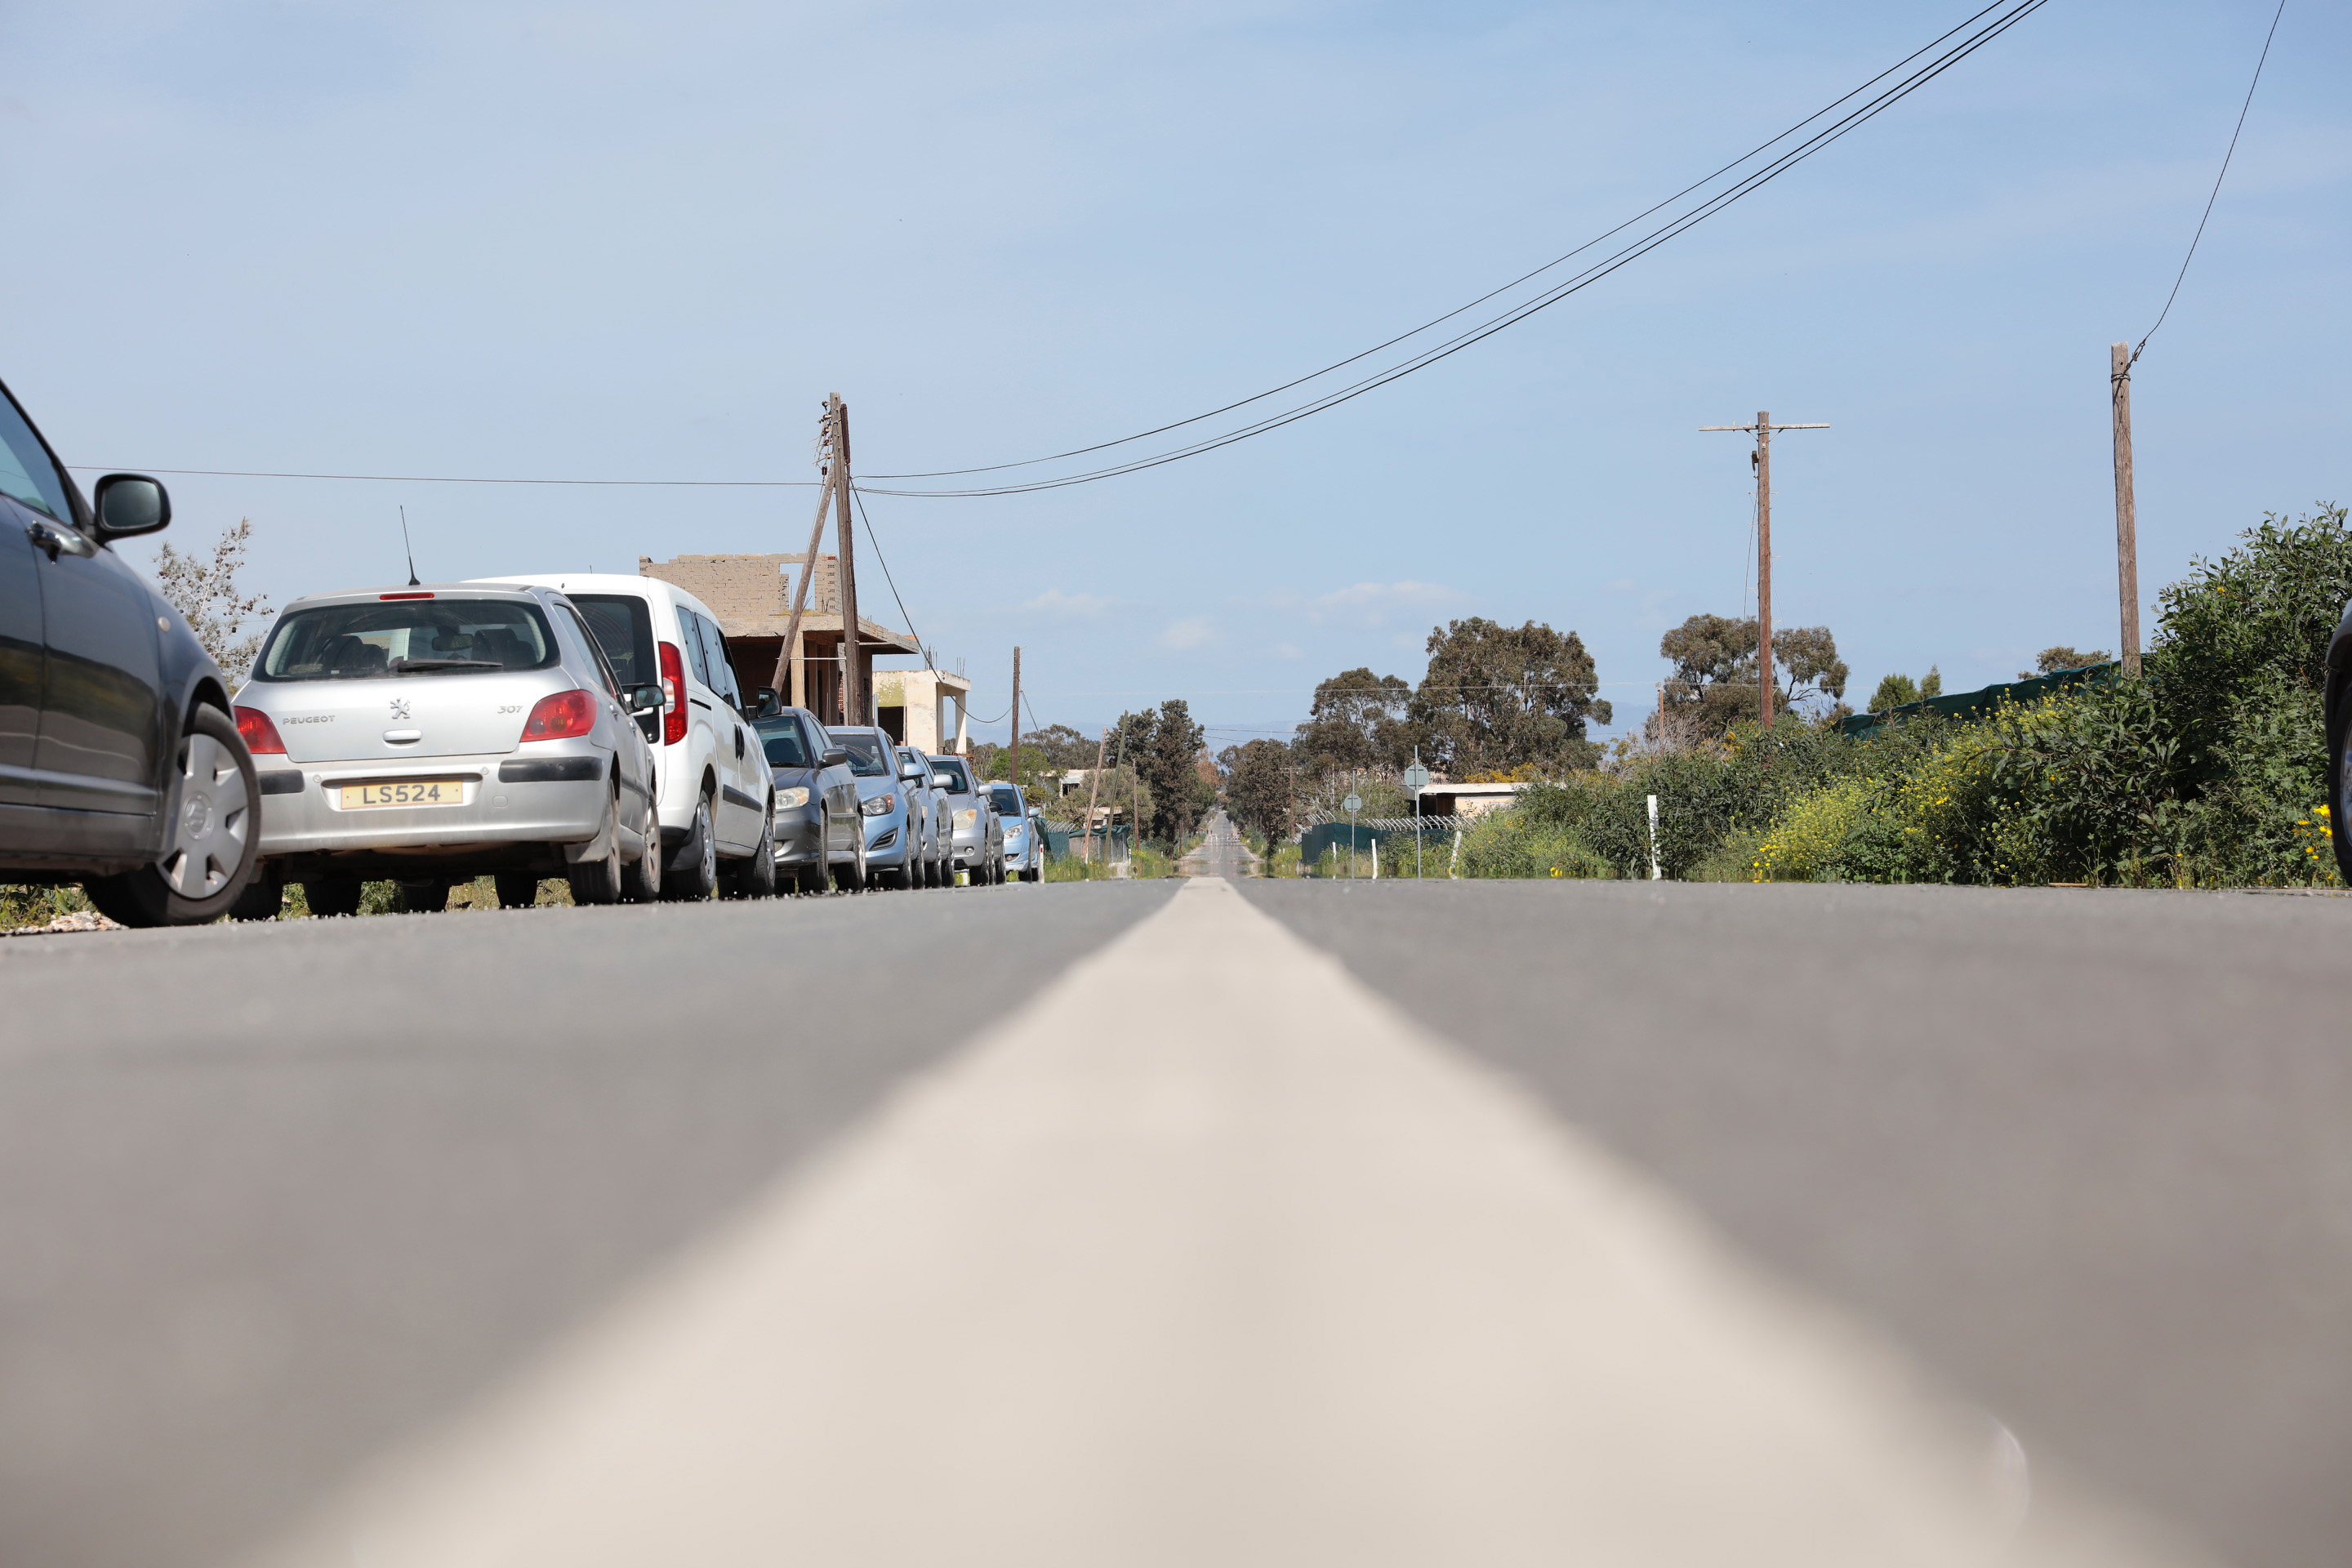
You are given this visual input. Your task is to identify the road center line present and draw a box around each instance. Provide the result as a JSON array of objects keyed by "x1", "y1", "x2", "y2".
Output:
[{"x1": 252, "y1": 878, "x2": 2199, "y2": 1568}]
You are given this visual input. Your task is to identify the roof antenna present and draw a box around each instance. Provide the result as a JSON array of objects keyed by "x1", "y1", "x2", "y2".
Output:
[{"x1": 398, "y1": 505, "x2": 421, "y2": 586}]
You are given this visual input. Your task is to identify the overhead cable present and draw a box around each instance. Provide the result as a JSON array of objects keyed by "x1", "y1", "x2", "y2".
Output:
[
  {"x1": 2130, "y1": 0, "x2": 2287, "y2": 365},
  {"x1": 859, "y1": 0, "x2": 2053, "y2": 497}
]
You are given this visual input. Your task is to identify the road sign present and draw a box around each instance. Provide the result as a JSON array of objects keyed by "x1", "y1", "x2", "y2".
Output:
[
  {"x1": 1403, "y1": 764, "x2": 1430, "y2": 791},
  {"x1": 1343, "y1": 793, "x2": 1362, "y2": 814}
]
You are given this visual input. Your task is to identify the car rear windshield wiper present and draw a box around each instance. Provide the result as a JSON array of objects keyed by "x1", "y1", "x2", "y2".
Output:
[{"x1": 390, "y1": 657, "x2": 502, "y2": 674}]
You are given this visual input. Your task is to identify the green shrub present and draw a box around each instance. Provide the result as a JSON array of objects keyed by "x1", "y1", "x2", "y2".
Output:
[{"x1": 1456, "y1": 809, "x2": 1615, "y2": 879}]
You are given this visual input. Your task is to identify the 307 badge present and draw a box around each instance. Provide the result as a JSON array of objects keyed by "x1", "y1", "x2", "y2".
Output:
[{"x1": 339, "y1": 779, "x2": 467, "y2": 809}]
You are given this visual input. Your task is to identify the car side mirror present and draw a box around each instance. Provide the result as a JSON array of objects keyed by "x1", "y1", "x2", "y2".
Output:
[
  {"x1": 932, "y1": 772, "x2": 956, "y2": 790},
  {"x1": 626, "y1": 684, "x2": 663, "y2": 713},
  {"x1": 821, "y1": 747, "x2": 850, "y2": 768},
  {"x1": 753, "y1": 687, "x2": 780, "y2": 717},
  {"x1": 92, "y1": 474, "x2": 170, "y2": 539},
  {"x1": 898, "y1": 759, "x2": 926, "y2": 781}
]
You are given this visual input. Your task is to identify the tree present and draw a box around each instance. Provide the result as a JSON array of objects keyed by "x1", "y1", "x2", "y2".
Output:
[
  {"x1": 1112, "y1": 699, "x2": 1211, "y2": 844},
  {"x1": 1223, "y1": 738, "x2": 1297, "y2": 848},
  {"x1": 154, "y1": 519, "x2": 271, "y2": 682},
  {"x1": 969, "y1": 722, "x2": 1098, "y2": 796},
  {"x1": 1291, "y1": 668, "x2": 1414, "y2": 778},
  {"x1": 1869, "y1": 672, "x2": 1920, "y2": 713},
  {"x1": 1659, "y1": 612, "x2": 1846, "y2": 735},
  {"x1": 1410, "y1": 617, "x2": 1610, "y2": 776},
  {"x1": 2021, "y1": 647, "x2": 2111, "y2": 679}
]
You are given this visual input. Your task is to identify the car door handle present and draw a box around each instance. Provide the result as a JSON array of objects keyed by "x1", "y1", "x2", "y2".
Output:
[
  {"x1": 25, "y1": 521, "x2": 95, "y2": 561},
  {"x1": 734, "y1": 728, "x2": 746, "y2": 760}
]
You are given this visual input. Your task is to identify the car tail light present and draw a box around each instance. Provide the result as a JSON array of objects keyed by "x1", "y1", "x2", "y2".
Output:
[
  {"x1": 379, "y1": 591, "x2": 434, "y2": 600},
  {"x1": 234, "y1": 706, "x2": 286, "y2": 755},
  {"x1": 520, "y1": 688, "x2": 598, "y2": 742},
  {"x1": 658, "y1": 641, "x2": 686, "y2": 745}
]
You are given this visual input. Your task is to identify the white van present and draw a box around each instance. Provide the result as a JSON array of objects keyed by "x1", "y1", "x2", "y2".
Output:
[{"x1": 470, "y1": 572, "x2": 773, "y2": 898}]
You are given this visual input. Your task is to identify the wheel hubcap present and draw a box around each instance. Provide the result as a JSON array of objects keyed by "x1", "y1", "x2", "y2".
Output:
[{"x1": 162, "y1": 732, "x2": 249, "y2": 898}]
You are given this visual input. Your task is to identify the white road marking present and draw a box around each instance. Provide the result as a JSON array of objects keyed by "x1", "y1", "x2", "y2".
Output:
[{"x1": 255, "y1": 880, "x2": 2205, "y2": 1568}]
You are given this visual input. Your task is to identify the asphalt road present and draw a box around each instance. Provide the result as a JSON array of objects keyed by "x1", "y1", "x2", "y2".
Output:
[{"x1": 2, "y1": 866, "x2": 2345, "y2": 1567}]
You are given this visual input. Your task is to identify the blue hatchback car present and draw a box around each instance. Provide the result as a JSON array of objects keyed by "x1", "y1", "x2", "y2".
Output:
[{"x1": 828, "y1": 725, "x2": 924, "y2": 889}]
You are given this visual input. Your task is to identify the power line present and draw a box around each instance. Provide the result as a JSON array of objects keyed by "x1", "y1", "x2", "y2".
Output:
[
  {"x1": 861, "y1": 1, "x2": 2023, "y2": 485},
  {"x1": 61, "y1": 466, "x2": 819, "y2": 488},
  {"x1": 65, "y1": 4, "x2": 2047, "y2": 506},
  {"x1": 2130, "y1": 0, "x2": 2287, "y2": 365},
  {"x1": 849, "y1": 485, "x2": 928, "y2": 661},
  {"x1": 859, "y1": 0, "x2": 2053, "y2": 498}
]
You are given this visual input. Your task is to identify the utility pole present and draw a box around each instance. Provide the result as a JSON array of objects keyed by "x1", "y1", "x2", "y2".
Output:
[
  {"x1": 1081, "y1": 727, "x2": 1107, "y2": 864},
  {"x1": 768, "y1": 431, "x2": 837, "y2": 708},
  {"x1": 2110, "y1": 344, "x2": 2142, "y2": 677},
  {"x1": 1702, "y1": 411, "x2": 1828, "y2": 726},
  {"x1": 1008, "y1": 647, "x2": 1022, "y2": 786},
  {"x1": 830, "y1": 394, "x2": 864, "y2": 726}
]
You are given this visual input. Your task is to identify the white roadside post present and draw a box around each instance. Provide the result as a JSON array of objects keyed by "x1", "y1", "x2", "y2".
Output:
[
  {"x1": 1647, "y1": 794, "x2": 1663, "y2": 881},
  {"x1": 1343, "y1": 792, "x2": 1362, "y2": 880},
  {"x1": 1404, "y1": 758, "x2": 1431, "y2": 880},
  {"x1": 1371, "y1": 839, "x2": 1379, "y2": 880}
]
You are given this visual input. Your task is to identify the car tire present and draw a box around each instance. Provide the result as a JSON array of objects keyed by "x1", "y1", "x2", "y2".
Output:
[
  {"x1": 228, "y1": 876, "x2": 283, "y2": 921},
  {"x1": 622, "y1": 795, "x2": 662, "y2": 904},
  {"x1": 834, "y1": 827, "x2": 868, "y2": 892},
  {"x1": 305, "y1": 878, "x2": 364, "y2": 918},
  {"x1": 81, "y1": 704, "x2": 259, "y2": 928},
  {"x1": 2332, "y1": 684, "x2": 2352, "y2": 887},
  {"x1": 662, "y1": 793, "x2": 718, "y2": 901},
  {"x1": 568, "y1": 795, "x2": 626, "y2": 906},
  {"x1": 397, "y1": 879, "x2": 450, "y2": 913},
  {"x1": 722, "y1": 809, "x2": 778, "y2": 899},
  {"x1": 495, "y1": 871, "x2": 541, "y2": 910}
]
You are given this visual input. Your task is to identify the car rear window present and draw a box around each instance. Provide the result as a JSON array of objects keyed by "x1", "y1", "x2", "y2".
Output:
[
  {"x1": 931, "y1": 758, "x2": 973, "y2": 793},
  {"x1": 833, "y1": 731, "x2": 891, "y2": 777},
  {"x1": 755, "y1": 715, "x2": 813, "y2": 766},
  {"x1": 253, "y1": 599, "x2": 557, "y2": 681},
  {"x1": 988, "y1": 786, "x2": 1022, "y2": 815},
  {"x1": 568, "y1": 594, "x2": 657, "y2": 688}
]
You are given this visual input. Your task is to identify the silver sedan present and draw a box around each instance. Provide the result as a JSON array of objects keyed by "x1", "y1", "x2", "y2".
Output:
[{"x1": 229, "y1": 584, "x2": 663, "y2": 915}]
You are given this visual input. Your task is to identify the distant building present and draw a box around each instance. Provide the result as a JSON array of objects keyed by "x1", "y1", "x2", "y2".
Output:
[
  {"x1": 640, "y1": 551, "x2": 947, "y2": 735},
  {"x1": 1414, "y1": 781, "x2": 1528, "y2": 820}
]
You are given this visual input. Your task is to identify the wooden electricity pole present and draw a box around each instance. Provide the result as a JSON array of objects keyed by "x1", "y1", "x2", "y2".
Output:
[
  {"x1": 1009, "y1": 647, "x2": 1022, "y2": 786},
  {"x1": 2110, "y1": 344, "x2": 2142, "y2": 677},
  {"x1": 829, "y1": 394, "x2": 864, "y2": 725},
  {"x1": 1703, "y1": 411, "x2": 1828, "y2": 727},
  {"x1": 1082, "y1": 727, "x2": 1107, "y2": 863}
]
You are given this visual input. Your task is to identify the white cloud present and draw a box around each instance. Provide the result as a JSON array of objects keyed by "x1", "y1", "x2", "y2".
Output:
[
  {"x1": 1159, "y1": 616, "x2": 1214, "y2": 651},
  {"x1": 1252, "y1": 581, "x2": 1464, "y2": 629},
  {"x1": 1019, "y1": 588, "x2": 1114, "y2": 617},
  {"x1": 1272, "y1": 641, "x2": 1305, "y2": 661}
]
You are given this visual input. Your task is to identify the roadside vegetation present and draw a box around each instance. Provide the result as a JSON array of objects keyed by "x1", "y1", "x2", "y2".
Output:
[{"x1": 1214, "y1": 506, "x2": 2348, "y2": 889}]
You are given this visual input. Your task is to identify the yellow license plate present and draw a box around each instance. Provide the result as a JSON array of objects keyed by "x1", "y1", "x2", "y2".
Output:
[{"x1": 340, "y1": 779, "x2": 466, "y2": 809}]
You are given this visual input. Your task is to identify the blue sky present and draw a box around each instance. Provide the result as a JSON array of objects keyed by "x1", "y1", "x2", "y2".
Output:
[{"x1": 4, "y1": 1, "x2": 2345, "y2": 750}]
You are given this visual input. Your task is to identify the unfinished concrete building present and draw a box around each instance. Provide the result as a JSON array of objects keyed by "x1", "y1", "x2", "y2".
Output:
[{"x1": 637, "y1": 552, "x2": 969, "y2": 749}]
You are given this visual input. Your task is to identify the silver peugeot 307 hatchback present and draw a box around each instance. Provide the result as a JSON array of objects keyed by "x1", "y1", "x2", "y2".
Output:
[{"x1": 228, "y1": 584, "x2": 664, "y2": 915}]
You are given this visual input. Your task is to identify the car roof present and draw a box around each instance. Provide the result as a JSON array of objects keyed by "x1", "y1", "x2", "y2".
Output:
[
  {"x1": 278, "y1": 582, "x2": 555, "y2": 610},
  {"x1": 466, "y1": 572, "x2": 719, "y2": 624}
]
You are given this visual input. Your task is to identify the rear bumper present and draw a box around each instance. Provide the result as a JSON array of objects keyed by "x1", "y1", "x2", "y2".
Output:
[{"x1": 252, "y1": 747, "x2": 612, "y2": 875}]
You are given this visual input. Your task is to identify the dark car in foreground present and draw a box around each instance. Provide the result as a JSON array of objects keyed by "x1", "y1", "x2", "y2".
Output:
[
  {"x1": 1, "y1": 376, "x2": 260, "y2": 924},
  {"x1": 2325, "y1": 598, "x2": 2352, "y2": 885}
]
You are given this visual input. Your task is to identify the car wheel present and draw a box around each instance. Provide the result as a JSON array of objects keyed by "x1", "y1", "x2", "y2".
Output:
[
  {"x1": 568, "y1": 795, "x2": 626, "y2": 906},
  {"x1": 622, "y1": 795, "x2": 662, "y2": 903},
  {"x1": 834, "y1": 826, "x2": 868, "y2": 892},
  {"x1": 228, "y1": 876, "x2": 283, "y2": 921},
  {"x1": 81, "y1": 705, "x2": 259, "y2": 928},
  {"x1": 397, "y1": 879, "x2": 450, "y2": 913},
  {"x1": 2332, "y1": 687, "x2": 2352, "y2": 887},
  {"x1": 662, "y1": 792, "x2": 718, "y2": 901},
  {"x1": 495, "y1": 871, "x2": 541, "y2": 910},
  {"x1": 723, "y1": 808, "x2": 778, "y2": 899},
  {"x1": 305, "y1": 878, "x2": 364, "y2": 918}
]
